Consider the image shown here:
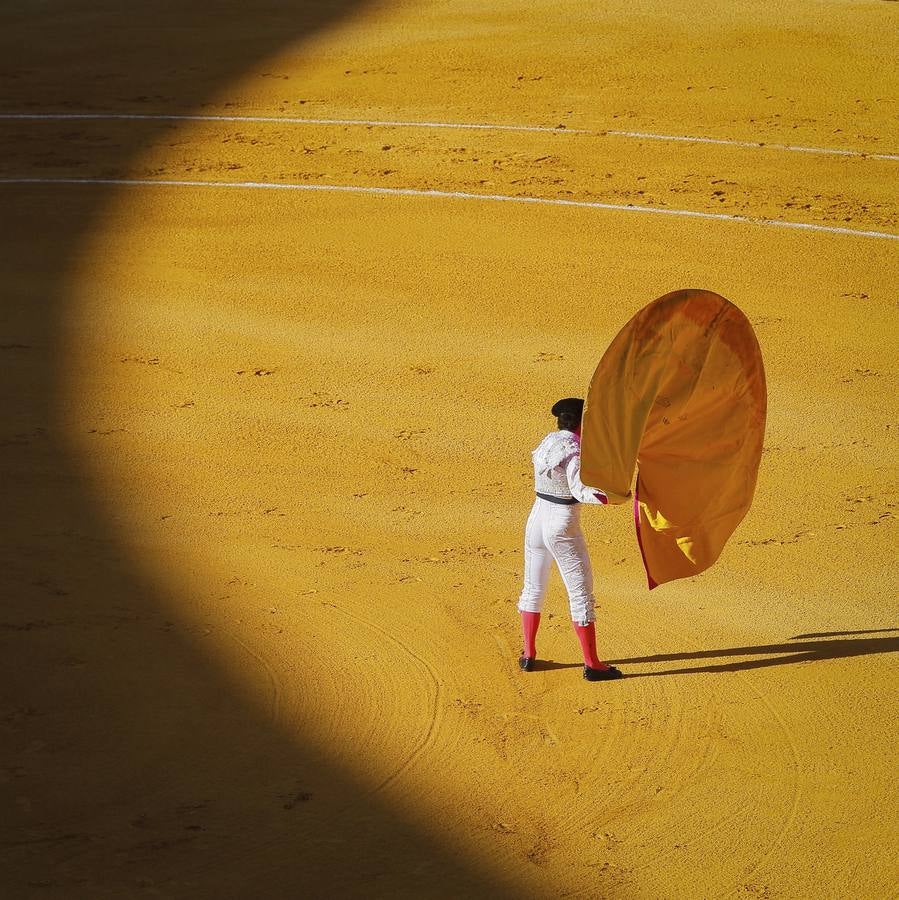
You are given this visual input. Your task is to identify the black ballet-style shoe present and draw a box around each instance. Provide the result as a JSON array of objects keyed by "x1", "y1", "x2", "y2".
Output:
[
  {"x1": 583, "y1": 663, "x2": 623, "y2": 682},
  {"x1": 519, "y1": 655, "x2": 536, "y2": 672}
]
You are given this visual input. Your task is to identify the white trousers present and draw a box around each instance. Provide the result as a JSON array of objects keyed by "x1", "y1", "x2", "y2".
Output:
[{"x1": 517, "y1": 497, "x2": 596, "y2": 626}]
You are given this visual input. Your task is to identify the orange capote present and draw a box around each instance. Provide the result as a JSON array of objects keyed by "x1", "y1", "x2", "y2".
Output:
[{"x1": 581, "y1": 289, "x2": 767, "y2": 588}]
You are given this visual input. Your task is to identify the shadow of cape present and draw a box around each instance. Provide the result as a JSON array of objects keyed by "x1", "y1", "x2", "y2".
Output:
[
  {"x1": 0, "y1": 3, "x2": 520, "y2": 896},
  {"x1": 611, "y1": 631, "x2": 899, "y2": 677}
]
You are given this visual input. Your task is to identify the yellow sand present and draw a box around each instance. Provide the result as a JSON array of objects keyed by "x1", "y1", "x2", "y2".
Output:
[{"x1": 1, "y1": 1, "x2": 897, "y2": 897}]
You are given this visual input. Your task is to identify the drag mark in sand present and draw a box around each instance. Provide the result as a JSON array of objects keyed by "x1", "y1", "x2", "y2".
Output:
[
  {"x1": 723, "y1": 671, "x2": 804, "y2": 896},
  {"x1": 597, "y1": 606, "x2": 803, "y2": 894},
  {"x1": 2, "y1": 111, "x2": 896, "y2": 161},
  {"x1": 1, "y1": 176, "x2": 896, "y2": 241},
  {"x1": 331, "y1": 603, "x2": 444, "y2": 797},
  {"x1": 224, "y1": 629, "x2": 283, "y2": 727}
]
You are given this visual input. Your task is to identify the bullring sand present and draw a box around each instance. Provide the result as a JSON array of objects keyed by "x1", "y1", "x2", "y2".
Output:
[{"x1": 1, "y1": 1, "x2": 897, "y2": 897}]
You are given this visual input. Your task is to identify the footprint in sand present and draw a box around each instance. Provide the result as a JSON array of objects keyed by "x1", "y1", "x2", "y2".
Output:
[{"x1": 393, "y1": 429, "x2": 428, "y2": 440}]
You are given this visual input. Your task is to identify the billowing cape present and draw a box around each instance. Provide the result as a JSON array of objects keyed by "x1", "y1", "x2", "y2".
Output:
[{"x1": 581, "y1": 289, "x2": 766, "y2": 588}]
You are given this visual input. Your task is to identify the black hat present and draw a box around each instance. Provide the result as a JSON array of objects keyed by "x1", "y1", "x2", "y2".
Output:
[{"x1": 551, "y1": 397, "x2": 584, "y2": 418}]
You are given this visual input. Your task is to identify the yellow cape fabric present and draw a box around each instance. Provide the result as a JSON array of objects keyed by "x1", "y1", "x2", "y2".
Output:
[{"x1": 581, "y1": 289, "x2": 767, "y2": 589}]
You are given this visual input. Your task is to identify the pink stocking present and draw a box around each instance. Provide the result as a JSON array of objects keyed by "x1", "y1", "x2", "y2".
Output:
[
  {"x1": 573, "y1": 622, "x2": 610, "y2": 670},
  {"x1": 520, "y1": 611, "x2": 541, "y2": 658}
]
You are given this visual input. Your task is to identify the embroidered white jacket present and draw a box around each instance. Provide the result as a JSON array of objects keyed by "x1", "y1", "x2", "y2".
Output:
[{"x1": 531, "y1": 430, "x2": 607, "y2": 504}]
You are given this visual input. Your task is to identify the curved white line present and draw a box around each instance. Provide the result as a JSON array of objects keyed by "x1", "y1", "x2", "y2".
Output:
[
  {"x1": 1, "y1": 111, "x2": 895, "y2": 161},
  {"x1": 0, "y1": 176, "x2": 896, "y2": 240},
  {"x1": 0, "y1": 111, "x2": 584, "y2": 135},
  {"x1": 605, "y1": 129, "x2": 899, "y2": 162}
]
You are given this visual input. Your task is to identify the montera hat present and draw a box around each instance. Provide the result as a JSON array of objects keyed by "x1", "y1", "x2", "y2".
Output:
[{"x1": 551, "y1": 397, "x2": 585, "y2": 418}]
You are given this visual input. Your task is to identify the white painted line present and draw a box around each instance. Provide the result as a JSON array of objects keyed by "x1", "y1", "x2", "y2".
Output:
[
  {"x1": 0, "y1": 111, "x2": 584, "y2": 135},
  {"x1": 1, "y1": 176, "x2": 896, "y2": 240},
  {"x1": 0, "y1": 112, "x2": 895, "y2": 161},
  {"x1": 605, "y1": 129, "x2": 899, "y2": 162}
]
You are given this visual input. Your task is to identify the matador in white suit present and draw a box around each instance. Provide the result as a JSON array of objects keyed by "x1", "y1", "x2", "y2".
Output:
[{"x1": 518, "y1": 398, "x2": 623, "y2": 681}]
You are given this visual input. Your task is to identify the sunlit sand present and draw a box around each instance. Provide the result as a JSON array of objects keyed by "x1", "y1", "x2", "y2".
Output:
[{"x1": 2, "y1": 1, "x2": 896, "y2": 896}]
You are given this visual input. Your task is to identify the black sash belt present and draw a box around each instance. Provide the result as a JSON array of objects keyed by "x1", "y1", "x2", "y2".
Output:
[{"x1": 536, "y1": 492, "x2": 579, "y2": 505}]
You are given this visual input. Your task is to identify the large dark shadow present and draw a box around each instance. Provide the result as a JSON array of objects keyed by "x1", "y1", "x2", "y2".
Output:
[
  {"x1": 0, "y1": 3, "x2": 520, "y2": 897},
  {"x1": 610, "y1": 630, "x2": 899, "y2": 677}
]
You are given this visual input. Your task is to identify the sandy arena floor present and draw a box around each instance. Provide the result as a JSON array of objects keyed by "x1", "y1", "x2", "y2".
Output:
[{"x1": 1, "y1": 1, "x2": 897, "y2": 897}]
